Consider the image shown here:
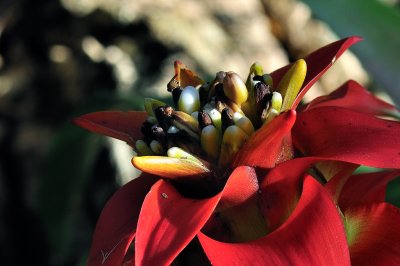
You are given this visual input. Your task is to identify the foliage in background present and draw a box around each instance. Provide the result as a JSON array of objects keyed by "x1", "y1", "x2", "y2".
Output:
[{"x1": 301, "y1": 0, "x2": 400, "y2": 104}]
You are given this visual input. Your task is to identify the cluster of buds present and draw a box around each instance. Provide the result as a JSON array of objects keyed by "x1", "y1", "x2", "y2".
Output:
[{"x1": 134, "y1": 60, "x2": 306, "y2": 170}]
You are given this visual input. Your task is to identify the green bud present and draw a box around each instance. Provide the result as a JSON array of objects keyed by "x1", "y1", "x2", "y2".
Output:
[
  {"x1": 146, "y1": 116, "x2": 158, "y2": 124},
  {"x1": 135, "y1": 140, "x2": 154, "y2": 156},
  {"x1": 277, "y1": 59, "x2": 307, "y2": 111},
  {"x1": 150, "y1": 140, "x2": 164, "y2": 154},
  {"x1": 144, "y1": 98, "x2": 167, "y2": 117},
  {"x1": 262, "y1": 74, "x2": 273, "y2": 87},
  {"x1": 208, "y1": 108, "x2": 222, "y2": 132},
  {"x1": 250, "y1": 62, "x2": 264, "y2": 76}
]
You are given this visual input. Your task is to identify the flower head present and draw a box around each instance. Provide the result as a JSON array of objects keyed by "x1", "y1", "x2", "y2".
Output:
[{"x1": 73, "y1": 37, "x2": 400, "y2": 266}]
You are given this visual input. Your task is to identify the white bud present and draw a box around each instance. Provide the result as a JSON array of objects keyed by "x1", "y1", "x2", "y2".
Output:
[{"x1": 178, "y1": 86, "x2": 200, "y2": 114}]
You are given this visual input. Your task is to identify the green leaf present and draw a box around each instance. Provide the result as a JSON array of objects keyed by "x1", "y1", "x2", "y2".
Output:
[
  {"x1": 38, "y1": 124, "x2": 103, "y2": 262},
  {"x1": 301, "y1": 0, "x2": 400, "y2": 105},
  {"x1": 386, "y1": 176, "x2": 400, "y2": 208}
]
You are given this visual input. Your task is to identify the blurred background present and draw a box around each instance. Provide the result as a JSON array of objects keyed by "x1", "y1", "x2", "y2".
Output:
[{"x1": 0, "y1": 0, "x2": 399, "y2": 265}]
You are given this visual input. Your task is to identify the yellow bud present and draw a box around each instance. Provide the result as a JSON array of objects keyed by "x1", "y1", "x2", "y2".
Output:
[
  {"x1": 235, "y1": 116, "x2": 255, "y2": 136},
  {"x1": 219, "y1": 125, "x2": 249, "y2": 167},
  {"x1": 223, "y1": 72, "x2": 248, "y2": 105},
  {"x1": 201, "y1": 125, "x2": 221, "y2": 161},
  {"x1": 276, "y1": 59, "x2": 307, "y2": 111}
]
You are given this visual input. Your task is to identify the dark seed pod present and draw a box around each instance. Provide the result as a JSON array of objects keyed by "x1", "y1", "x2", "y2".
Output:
[
  {"x1": 221, "y1": 107, "x2": 234, "y2": 133},
  {"x1": 154, "y1": 106, "x2": 173, "y2": 130},
  {"x1": 253, "y1": 75, "x2": 264, "y2": 82},
  {"x1": 254, "y1": 82, "x2": 272, "y2": 116},
  {"x1": 141, "y1": 121, "x2": 153, "y2": 137},
  {"x1": 151, "y1": 125, "x2": 166, "y2": 142},
  {"x1": 172, "y1": 87, "x2": 183, "y2": 107},
  {"x1": 198, "y1": 110, "x2": 213, "y2": 129},
  {"x1": 199, "y1": 82, "x2": 210, "y2": 107},
  {"x1": 167, "y1": 75, "x2": 179, "y2": 92}
]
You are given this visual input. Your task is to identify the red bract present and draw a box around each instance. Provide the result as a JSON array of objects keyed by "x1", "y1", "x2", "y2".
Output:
[{"x1": 73, "y1": 37, "x2": 400, "y2": 265}]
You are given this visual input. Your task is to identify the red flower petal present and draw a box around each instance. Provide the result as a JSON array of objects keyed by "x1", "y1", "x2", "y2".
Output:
[
  {"x1": 203, "y1": 166, "x2": 268, "y2": 242},
  {"x1": 323, "y1": 162, "x2": 359, "y2": 203},
  {"x1": 339, "y1": 170, "x2": 400, "y2": 210},
  {"x1": 293, "y1": 106, "x2": 400, "y2": 168},
  {"x1": 135, "y1": 179, "x2": 220, "y2": 265},
  {"x1": 73, "y1": 111, "x2": 147, "y2": 146},
  {"x1": 270, "y1": 36, "x2": 362, "y2": 109},
  {"x1": 87, "y1": 174, "x2": 159, "y2": 266},
  {"x1": 233, "y1": 110, "x2": 296, "y2": 168},
  {"x1": 198, "y1": 176, "x2": 350, "y2": 265},
  {"x1": 345, "y1": 203, "x2": 400, "y2": 265},
  {"x1": 259, "y1": 157, "x2": 319, "y2": 231},
  {"x1": 305, "y1": 80, "x2": 398, "y2": 116}
]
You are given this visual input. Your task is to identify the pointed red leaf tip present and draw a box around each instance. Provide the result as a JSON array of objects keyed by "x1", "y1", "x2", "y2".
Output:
[
  {"x1": 72, "y1": 111, "x2": 147, "y2": 147},
  {"x1": 344, "y1": 203, "x2": 400, "y2": 265},
  {"x1": 270, "y1": 36, "x2": 362, "y2": 109},
  {"x1": 87, "y1": 174, "x2": 159, "y2": 266},
  {"x1": 135, "y1": 179, "x2": 221, "y2": 265},
  {"x1": 293, "y1": 106, "x2": 400, "y2": 168},
  {"x1": 199, "y1": 176, "x2": 351, "y2": 266},
  {"x1": 233, "y1": 110, "x2": 296, "y2": 169},
  {"x1": 339, "y1": 170, "x2": 400, "y2": 210},
  {"x1": 305, "y1": 80, "x2": 399, "y2": 116}
]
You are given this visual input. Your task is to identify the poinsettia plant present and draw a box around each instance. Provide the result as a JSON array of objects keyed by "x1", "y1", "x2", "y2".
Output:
[{"x1": 74, "y1": 37, "x2": 400, "y2": 266}]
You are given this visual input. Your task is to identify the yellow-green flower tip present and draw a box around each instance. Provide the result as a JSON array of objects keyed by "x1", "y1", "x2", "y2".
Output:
[
  {"x1": 250, "y1": 62, "x2": 264, "y2": 76},
  {"x1": 271, "y1": 91, "x2": 283, "y2": 112},
  {"x1": 144, "y1": 98, "x2": 167, "y2": 117},
  {"x1": 208, "y1": 108, "x2": 222, "y2": 132},
  {"x1": 276, "y1": 59, "x2": 307, "y2": 111},
  {"x1": 150, "y1": 140, "x2": 164, "y2": 154},
  {"x1": 132, "y1": 156, "x2": 210, "y2": 179},
  {"x1": 223, "y1": 72, "x2": 248, "y2": 105},
  {"x1": 167, "y1": 147, "x2": 203, "y2": 165},
  {"x1": 135, "y1": 140, "x2": 154, "y2": 156}
]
